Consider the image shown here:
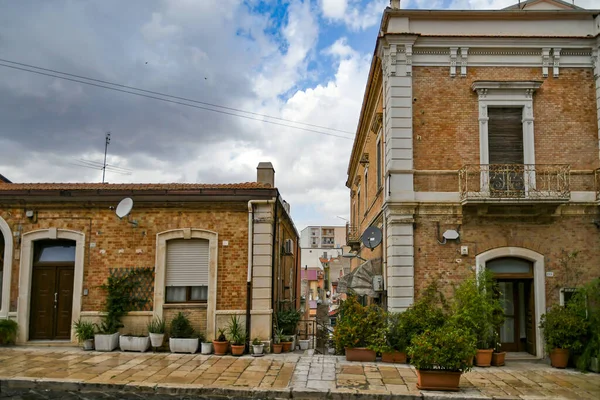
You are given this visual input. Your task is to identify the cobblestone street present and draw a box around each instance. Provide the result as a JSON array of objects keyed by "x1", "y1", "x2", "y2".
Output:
[{"x1": 1, "y1": 347, "x2": 599, "y2": 399}]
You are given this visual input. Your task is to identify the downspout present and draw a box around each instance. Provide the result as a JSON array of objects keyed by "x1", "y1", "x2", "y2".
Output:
[{"x1": 247, "y1": 199, "x2": 275, "y2": 347}]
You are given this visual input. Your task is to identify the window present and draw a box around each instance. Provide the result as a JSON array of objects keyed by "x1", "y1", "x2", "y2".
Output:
[
  {"x1": 364, "y1": 168, "x2": 368, "y2": 210},
  {"x1": 357, "y1": 186, "x2": 361, "y2": 223},
  {"x1": 560, "y1": 288, "x2": 577, "y2": 307},
  {"x1": 166, "y1": 238, "x2": 209, "y2": 303},
  {"x1": 376, "y1": 138, "x2": 382, "y2": 189}
]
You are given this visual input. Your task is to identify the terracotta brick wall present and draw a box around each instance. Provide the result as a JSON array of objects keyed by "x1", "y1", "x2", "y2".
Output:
[{"x1": 412, "y1": 67, "x2": 598, "y2": 175}]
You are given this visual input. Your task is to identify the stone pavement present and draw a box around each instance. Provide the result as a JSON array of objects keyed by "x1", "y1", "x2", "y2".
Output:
[{"x1": 0, "y1": 346, "x2": 599, "y2": 399}]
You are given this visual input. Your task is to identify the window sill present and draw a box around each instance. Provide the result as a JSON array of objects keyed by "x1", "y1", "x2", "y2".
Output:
[{"x1": 163, "y1": 303, "x2": 208, "y2": 309}]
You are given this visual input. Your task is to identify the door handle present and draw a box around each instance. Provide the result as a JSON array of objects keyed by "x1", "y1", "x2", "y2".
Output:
[{"x1": 54, "y1": 292, "x2": 58, "y2": 309}]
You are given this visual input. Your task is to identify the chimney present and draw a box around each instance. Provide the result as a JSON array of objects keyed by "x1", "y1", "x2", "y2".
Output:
[
  {"x1": 390, "y1": 0, "x2": 400, "y2": 9},
  {"x1": 257, "y1": 162, "x2": 275, "y2": 187}
]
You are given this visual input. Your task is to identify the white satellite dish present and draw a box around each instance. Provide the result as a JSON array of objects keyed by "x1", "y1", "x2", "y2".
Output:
[{"x1": 116, "y1": 197, "x2": 134, "y2": 219}]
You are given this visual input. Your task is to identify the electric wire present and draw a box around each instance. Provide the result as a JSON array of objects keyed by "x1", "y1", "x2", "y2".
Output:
[{"x1": 0, "y1": 58, "x2": 356, "y2": 139}]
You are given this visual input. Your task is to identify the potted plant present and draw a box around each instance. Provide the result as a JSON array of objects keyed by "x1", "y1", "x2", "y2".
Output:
[
  {"x1": 381, "y1": 312, "x2": 409, "y2": 363},
  {"x1": 73, "y1": 318, "x2": 95, "y2": 351},
  {"x1": 119, "y1": 333, "x2": 150, "y2": 352},
  {"x1": 272, "y1": 328, "x2": 284, "y2": 354},
  {"x1": 227, "y1": 315, "x2": 246, "y2": 356},
  {"x1": 333, "y1": 294, "x2": 386, "y2": 362},
  {"x1": 491, "y1": 332, "x2": 506, "y2": 367},
  {"x1": 408, "y1": 326, "x2": 477, "y2": 391},
  {"x1": 252, "y1": 338, "x2": 264, "y2": 355},
  {"x1": 0, "y1": 319, "x2": 18, "y2": 346},
  {"x1": 147, "y1": 317, "x2": 166, "y2": 348},
  {"x1": 169, "y1": 312, "x2": 200, "y2": 354},
  {"x1": 276, "y1": 308, "x2": 301, "y2": 349},
  {"x1": 281, "y1": 335, "x2": 294, "y2": 352},
  {"x1": 213, "y1": 328, "x2": 229, "y2": 355},
  {"x1": 452, "y1": 270, "x2": 503, "y2": 367},
  {"x1": 540, "y1": 304, "x2": 588, "y2": 368},
  {"x1": 94, "y1": 319, "x2": 121, "y2": 352},
  {"x1": 201, "y1": 339, "x2": 213, "y2": 355}
]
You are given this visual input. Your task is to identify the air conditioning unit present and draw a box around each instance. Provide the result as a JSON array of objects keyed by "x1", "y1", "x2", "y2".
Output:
[
  {"x1": 372, "y1": 275, "x2": 384, "y2": 292},
  {"x1": 284, "y1": 239, "x2": 294, "y2": 255}
]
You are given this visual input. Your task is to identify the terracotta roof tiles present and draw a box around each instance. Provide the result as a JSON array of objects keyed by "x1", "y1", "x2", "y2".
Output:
[{"x1": 0, "y1": 182, "x2": 272, "y2": 191}]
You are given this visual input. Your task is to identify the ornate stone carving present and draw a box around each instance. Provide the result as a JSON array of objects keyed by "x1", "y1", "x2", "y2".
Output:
[
  {"x1": 405, "y1": 44, "x2": 413, "y2": 76},
  {"x1": 553, "y1": 48, "x2": 561, "y2": 78},
  {"x1": 359, "y1": 153, "x2": 370, "y2": 166},
  {"x1": 450, "y1": 47, "x2": 458, "y2": 77},
  {"x1": 542, "y1": 48, "x2": 551, "y2": 78},
  {"x1": 350, "y1": 189, "x2": 356, "y2": 198},
  {"x1": 460, "y1": 47, "x2": 468, "y2": 77},
  {"x1": 371, "y1": 112, "x2": 383, "y2": 134},
  {"x1": 390, "y1": 44, "x2": 398, "y2": 76}
]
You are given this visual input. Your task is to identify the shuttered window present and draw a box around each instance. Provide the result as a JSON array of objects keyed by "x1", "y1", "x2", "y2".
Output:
[
  {"x1": 165, "y1": 238, "x2": 209, "y2": 303},
  {"x1": 488, "y1": 108, "x2": 524, "y2": 164}
]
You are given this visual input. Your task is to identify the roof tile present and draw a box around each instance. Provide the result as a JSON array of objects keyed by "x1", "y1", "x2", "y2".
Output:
[{"x1": 0, "y1": 182, "x2": 272, "y2": 191}]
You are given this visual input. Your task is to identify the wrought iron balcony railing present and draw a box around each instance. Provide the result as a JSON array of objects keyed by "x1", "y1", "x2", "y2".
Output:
[
  {"x1": 346, "y1": 224, "x2": 361, "y2": 251},
  {"x1": 459, "y1": 164, "x2": 570, "y2": 203}
]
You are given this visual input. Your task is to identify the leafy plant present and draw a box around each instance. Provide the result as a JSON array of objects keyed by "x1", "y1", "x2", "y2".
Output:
[
  {"x1": 399, "y1": 280, "x2": 449, "y2": 346},
  {"x1": 0, "y1": 319, "x2": 18, "y2": 345},
  {"x1": 169, "y1": 312, "x2": 197, "y2": 339},
  {"x1": 451, "y1": 269, "x2": 503, "y2": 349},
  {"x1": 276, "y1": 309, "x2": 301, "y2": 335},
  {"x1": 252, "y1": 337, "x2": 262, "y2": 345},
  {"x1": 408, "y1": 327, "x2": 477, "y2": 372},
  {"x1": 574, "y1": 278, "x2": 600, "y2": 371},
  {"x1": 216, "y1": 328, "x2": 227, "y2": 342},
  {"x1": 147, "y1": 317, "x2": 166, "y2": 334},
  {"x1": 73, "y1": 318, "x2": 95, "y2": 342},
  {"x1": 539, "y1": 304, "x2": 588, "y2": 352},
  {"x1": 386, "y1": 311, "x2": 411, "y2": 353},
  {"x1": 333, "y1": 294, "x2": 386, "y2": 354},
  {"x1": 97, "y1": 268, "x2": 153, "y2": 334},
  {"x1": 227, "y1": 315, "x2": 246, "y2": 345},
  {"x1": 274, "y1": 328, "x2": 285, "y2": 344}
]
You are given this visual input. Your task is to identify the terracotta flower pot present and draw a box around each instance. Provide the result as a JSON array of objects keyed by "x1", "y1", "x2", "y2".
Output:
[
  {"x1": 550, "y1": 348, "x2": 570, "y2": 369},
  {"x1": 416, "y1": 369, "x2": 462, "y2": 392},
  {"x1": 345, "y1": 347, "x2": 376, "y2": 362},
  {"x1": 272, "y1": 343, "x2": 283, "y2": 354},
  {"x1": 381, "y1": 351, "x2": 407, "y2": 363},
  {"x1": 282, "y1": 341, "x2": 293, "y2": 352},
  {"x1": 491, "y1": 352, "x2": 506, "y2": 367},
  {"x1": 475, "y1": 349, "x2": 493, "y2": 367},
  {"x1": 231, "y1": 344, "x2": 245, "y2": 356},
  {"x1": 213, "y1": 340, "x2": 229, "y2": 355}
]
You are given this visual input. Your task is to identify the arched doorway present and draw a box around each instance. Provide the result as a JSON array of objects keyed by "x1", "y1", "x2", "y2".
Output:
[
  {"x1": 476, "y1": 247, "x2": 545, "y2": 358},
  {"x1": 0, "y1": 216, "x2": 13, "y2": 318}
]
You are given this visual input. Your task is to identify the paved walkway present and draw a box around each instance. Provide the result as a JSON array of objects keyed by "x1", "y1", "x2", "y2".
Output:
[{"x1": 0, "y1": 346, "x2": 599, "y2": 399}]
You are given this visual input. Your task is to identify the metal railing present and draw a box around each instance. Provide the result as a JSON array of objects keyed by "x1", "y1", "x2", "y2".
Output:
[
  {"x1": 459, "y1": 164, "x2": 570, "y2": 202},
  {"x1": 346, "y1": 224, "x2": 360, "y2": 243}
]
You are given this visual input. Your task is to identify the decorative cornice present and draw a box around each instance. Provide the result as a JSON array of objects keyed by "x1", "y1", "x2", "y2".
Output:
[
  {"x1": 471, "y1": 81, "x2": 543, "y2": 92},
  {"x1": 370, "y1": 112, "x2": 383, "y2": 134},
  {"x1": 553, "y1": 48, "x2": 561, "y2": 78},
  {"x1": 460, "y1": 47, "x2": 468, "y2": 77},
  {"x1": 359, "y1": 153, "x2": 370, "y2": 166},
  {"x1": 450, "y1": 47, "x2": 458, "y2": 77},
  {"x1": 542, "y1": 48, "x2": 551, "y2": 78}
]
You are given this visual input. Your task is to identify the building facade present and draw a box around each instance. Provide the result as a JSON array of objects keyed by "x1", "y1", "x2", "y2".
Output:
[
  {"x1": 346, "y1": 0, "x2": 600, "y2": 357},
  {"x1": 0, "y1": 162, "x2": 300, "y2": 345},
  {"x1": 299, "y1": 225, "x2": 346, "y2": 249}
]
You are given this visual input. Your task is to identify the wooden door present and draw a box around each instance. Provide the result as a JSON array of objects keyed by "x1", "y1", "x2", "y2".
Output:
[
  {"x1": 525, "y1": 280, "x2": 536, "y2": 355},
  {"x1": 30, "y1": 267, "x2": 57, "y2": 340},
  {"x1": 497, "y1": 281, "x2": 519, "y2": 352},
  {"x1": 55, "y1": 267, "x2": 74, "y2": 339}
]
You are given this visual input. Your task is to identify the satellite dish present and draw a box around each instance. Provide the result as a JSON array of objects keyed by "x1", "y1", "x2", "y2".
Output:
[
  {"x1": 115, "y1": 197, "x2": 134, "y2": 219},
  {"x1": 361, "y1": 227, "x2": 382, "y2": 250}
]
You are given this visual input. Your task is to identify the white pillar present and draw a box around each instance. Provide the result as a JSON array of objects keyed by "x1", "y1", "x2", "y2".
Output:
[{"x1": 384, "y1": 208, "x2": 414, "y2": 311}]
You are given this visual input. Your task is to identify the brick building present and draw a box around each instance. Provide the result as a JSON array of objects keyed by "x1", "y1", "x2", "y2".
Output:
[
  {"x1": 346, "y1": 0, "x2": 600, "y2": 358},
  {"x1": 0, "y1": 162, "x2": 300, "y2": 346}
]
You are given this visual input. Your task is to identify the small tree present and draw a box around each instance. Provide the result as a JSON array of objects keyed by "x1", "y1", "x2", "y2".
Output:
[{"x1": 333, "y1": 295, "x2": 385, "y2": 354}]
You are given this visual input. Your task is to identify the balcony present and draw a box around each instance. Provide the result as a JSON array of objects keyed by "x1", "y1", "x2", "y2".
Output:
[
  {"x1": 346, "y1": 225, "x2": 361, "y2": 252},
  {"x1": 459, "y1": 164, "x2": 570, "y2": 204}
]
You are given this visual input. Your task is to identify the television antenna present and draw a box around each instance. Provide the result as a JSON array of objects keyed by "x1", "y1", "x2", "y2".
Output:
[{"x1": 102, "y1": 132, "x2": 110, "y2": 183}]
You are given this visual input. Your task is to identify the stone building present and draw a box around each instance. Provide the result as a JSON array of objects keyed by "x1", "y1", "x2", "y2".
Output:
[
  {"x1": 0, "y1": 162, "x2": 299, "y2": 346},
  {"x1": 346, "y1": 0, "x2": 600, "y2": 358}
]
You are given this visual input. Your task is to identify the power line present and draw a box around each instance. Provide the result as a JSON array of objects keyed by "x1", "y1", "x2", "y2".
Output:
[{"x1": 0, "y1": 58, "x2": 356, "y2": 138}]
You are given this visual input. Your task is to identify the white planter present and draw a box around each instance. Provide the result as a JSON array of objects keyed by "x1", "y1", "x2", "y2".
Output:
[
  {"x1": 119, "y1": 336, "x2": 150, "y2": 352},
  {"x1": 252, "y1": 344, "x2": 264, "y2": 355},
  {"x1": 169, "y1": 337, "x2": 199, "y2": 354},
  {"x1": 590, "y1": 357, "x2": 599, "y2": 373},
  {"x1": 201, "y1": 342, "x2": 213, "y2": 355},
  {"x1": 94, "y1": 333, "x2": 120, "y2": 352},
  {"x1": 82, "y1": 339, "x2": 94, "y2": 351},
  {"x1": 149, "y1": 333, "x2": 165, "y2": 348},
  {"x1": 298, "y1": 339, "x2": 310, "y2": 350}
]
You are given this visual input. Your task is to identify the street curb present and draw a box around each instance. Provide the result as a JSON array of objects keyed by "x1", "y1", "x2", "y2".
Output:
[{"x1": 0, "y1": 378, "x2": 499, "y2": 400}]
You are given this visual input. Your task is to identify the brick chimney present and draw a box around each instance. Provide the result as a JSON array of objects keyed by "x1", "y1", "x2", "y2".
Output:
[
  {"x1": 257, "y1": 162, "x2": 275, "y2": 187},
  {"x1": 390, "y1": 0, "x2": 400, "y2": 9}
]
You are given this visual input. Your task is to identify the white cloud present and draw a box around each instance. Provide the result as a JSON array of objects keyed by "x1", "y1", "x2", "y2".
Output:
[{"x1": 320, "y1": 0, "x2": 388, "y2": 31}]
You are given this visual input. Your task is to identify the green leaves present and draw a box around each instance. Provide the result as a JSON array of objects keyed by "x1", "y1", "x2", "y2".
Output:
[
  {"x1": 333, "y1": 295, "x2": 386, "y2": 354},
  {"x1": 0, "y1": 319, "x2": 18, "y2": 345},
  {"x1": 540, "y1": 304, "x2": 588, "y2": 352},
  {"x1": 407, "y1": 327, "x2": 477, "y2": 372},
  {"x1": 169, "y1": 312, "x2": 201, "y2": 339}
]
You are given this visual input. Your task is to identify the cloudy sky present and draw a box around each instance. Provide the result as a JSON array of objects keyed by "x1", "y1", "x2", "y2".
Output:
[{"x1": 0, "y1": 0, "x2": 597, "y2": 230}]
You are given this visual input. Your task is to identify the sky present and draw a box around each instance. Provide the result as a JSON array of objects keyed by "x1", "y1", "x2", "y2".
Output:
[{"x1": 0, "y1": 0, "x2": 598, "y2": 231}]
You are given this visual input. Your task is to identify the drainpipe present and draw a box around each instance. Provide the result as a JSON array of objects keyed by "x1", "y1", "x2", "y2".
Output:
[{"x1": 246, "y1": 199, "x2": 275, "y2": 347}]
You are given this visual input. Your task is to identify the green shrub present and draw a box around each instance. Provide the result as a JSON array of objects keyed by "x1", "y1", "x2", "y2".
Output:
[
  {"x1": 276, "y1": 309, "x2": 301, "y2": 335},
  {"x1": 540, "y1": 304, "x2": 588, "y2": 352},
  {"x1": 333, "y1": 295, "x2": 386, "y2": 354},
  {"x1": 408, "y1": 327, "x2": 477, "y2": 372},
  {"x1": 0, "y1": 319, "x2": 18, "y2": 345},
  {"x1": 227, "y1": 315, "x2": 246, "y2": 345},
  {"x1": 147, "y1": 317, "x2": 166, "y2": 334},
  {"x1": 73, "y1": 319, "x2": 95, "y2": 342},
  {"x1": 386, "y1": 312, "x2": 410, "y2": 353},
  {"x1": 169, "y1": 312, "x2": 197, "y2": 339},
  {"x1": 400, "y1": 281, "x2": 448, "y2": 345}
]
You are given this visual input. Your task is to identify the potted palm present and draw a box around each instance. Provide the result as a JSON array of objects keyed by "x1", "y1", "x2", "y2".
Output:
[
  {"x1": 252, "y1": 338, "x2": 264, "y2": 355},
  {"x1": 213, "y1": 328, "x2": 229, "y2": 355},
  {"x1": 540, "y1": 304, "x2": 587, "y2": 368},
  {"x1": 333, "y1": 295, "x2": 386, "y2": 362},
  {"x1": 73, "y1": 319, "x2": 95, "y2": 351},
  {"x1": 227, "y1": 315, "x2": 246, "y2": 356},
  {"x1": 169, "y1": 312, "x2": 200, "y2": 354},
  {"x1": 408, "y1": 326, "x2": 477, "y2": 391},
  {"x1": 147, "y1": 317, "x2": 166, "y2": 348},
  {"x1": 272, "y1": 328, "x2": 284, "y2": 354}
]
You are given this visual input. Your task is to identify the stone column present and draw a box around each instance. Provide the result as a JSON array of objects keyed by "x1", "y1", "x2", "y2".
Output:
[
  {"x1": 251, "y1": 202, "x2": 274, "y2": 341},
  {"x1": 384, "y1": 206, "x2": 415, "y2": 311}
]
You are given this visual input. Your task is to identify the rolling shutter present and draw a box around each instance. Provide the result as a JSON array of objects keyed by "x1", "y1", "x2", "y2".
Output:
[
  {"x1": 488, "y1": 108, "x2": 524, "y2": 164},
  {"x1": 166, "y1": 239, "x2": 209, "y2": 287}
]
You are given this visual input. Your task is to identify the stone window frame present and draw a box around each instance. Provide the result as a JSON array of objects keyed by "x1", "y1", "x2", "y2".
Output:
[
  {"x1": 154, "y1": 228, "x2": 218, "y2": 340},
  {"x1": 0, "y1": 216, "x2": 13, "y2": 318},
  {"x1": 559, "y1": 287, "x2": 577, "y2": 307},
  {"x1": 472, "y1": 81, "x2": 543, "y2": 194}
]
